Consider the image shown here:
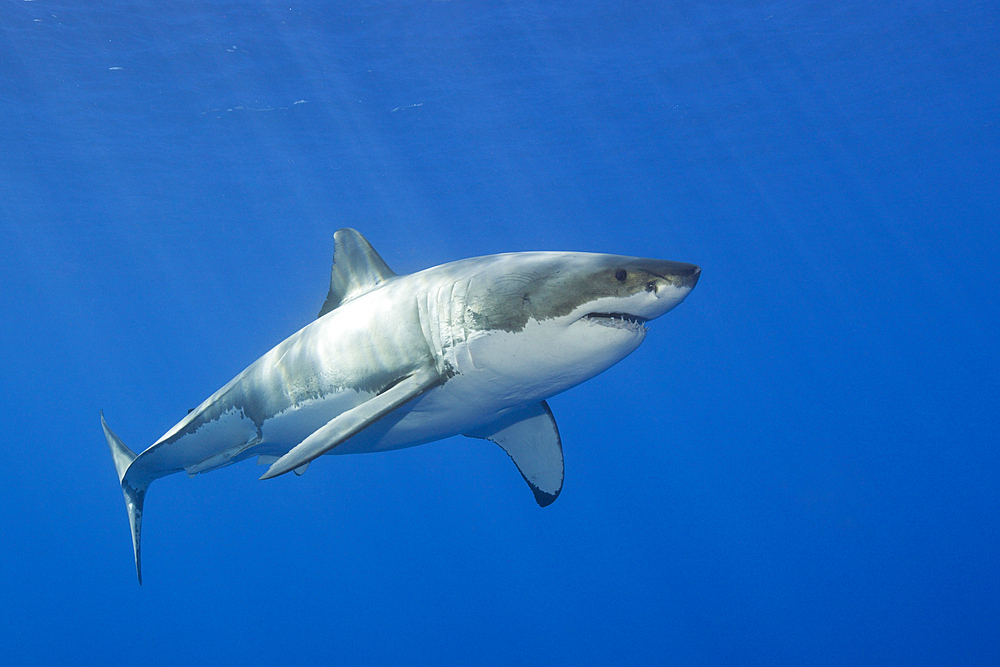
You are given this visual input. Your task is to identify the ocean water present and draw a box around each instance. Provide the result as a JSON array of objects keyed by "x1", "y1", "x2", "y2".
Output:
[{"x1": 1, "y1": 1, "x2": 997, "y2": 664}]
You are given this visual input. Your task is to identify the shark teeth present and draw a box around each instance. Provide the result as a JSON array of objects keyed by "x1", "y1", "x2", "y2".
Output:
[{"x1": 582, "y1": 312, "x2": 649, "y2": 331}]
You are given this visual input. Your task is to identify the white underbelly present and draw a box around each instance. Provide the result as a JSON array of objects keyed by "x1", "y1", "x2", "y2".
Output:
[
  {"x1": 184, "y1": 372, "x2": 505, "y2": 470},
  {"x1": 203, "y1": 335, "x2": 557, "y2": 464},
  {"x1": 242, "y1": 379, "x2": 492, "y2": 458},
  {"x1": 331, "y1": 362, "x2": 540, "y2": 455}
]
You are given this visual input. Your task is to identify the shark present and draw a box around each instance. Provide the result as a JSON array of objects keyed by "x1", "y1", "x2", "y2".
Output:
[{"x1": 102, "y1": 229, "x2": 700, "y2": 582}]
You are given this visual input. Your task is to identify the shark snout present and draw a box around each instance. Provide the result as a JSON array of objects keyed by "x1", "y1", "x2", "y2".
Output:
[
  {"x1": 677, "y1": 263, "x2": 700, "y2": 290},
  {"x1": 641, "y1": 262, "x2": 700, "y2": 319},
  {"x1": 650, "y1": 261, "x2": 700, "y2": 292}
]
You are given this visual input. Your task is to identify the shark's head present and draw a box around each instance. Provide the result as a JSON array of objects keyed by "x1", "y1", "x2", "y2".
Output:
[
  {"x1": 562, "y1": 255, "x2": 701, "y2": 330},
  {"x1": 457, "y1": 251, "x2": 701, "y2": 402}
]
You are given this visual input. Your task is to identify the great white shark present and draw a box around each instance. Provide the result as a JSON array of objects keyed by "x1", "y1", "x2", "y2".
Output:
[{"x1": 103, "y1": 229, "x2": 700, "y2": 582}]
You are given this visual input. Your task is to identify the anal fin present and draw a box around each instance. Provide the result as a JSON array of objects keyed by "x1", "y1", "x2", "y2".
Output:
[{"x1": 465, "y1": 401, "x2": 564, "y2": 507}]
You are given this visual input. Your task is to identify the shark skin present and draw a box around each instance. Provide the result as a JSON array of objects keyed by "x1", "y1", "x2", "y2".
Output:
[{"x1": 103, "y1": 229, "x2": 700, "y2": 582}]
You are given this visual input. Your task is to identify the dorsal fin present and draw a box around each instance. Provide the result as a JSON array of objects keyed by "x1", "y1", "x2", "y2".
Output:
[{"x1": 318, "y1": 228, "x2": 397, "y2": 318}]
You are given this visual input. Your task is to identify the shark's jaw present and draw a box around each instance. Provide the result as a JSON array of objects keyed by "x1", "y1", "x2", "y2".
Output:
[
  {"x1": 580, "y1": 312, "x2": 649, "y2": 332},
  {"x1": 571, "y1": 275, "x2": 698, "y2": 337}
]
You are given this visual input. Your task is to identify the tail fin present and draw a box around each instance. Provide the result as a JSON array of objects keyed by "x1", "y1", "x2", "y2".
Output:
[{"x1": 101, "y1": 412, "x2": 147, "y2": 585}]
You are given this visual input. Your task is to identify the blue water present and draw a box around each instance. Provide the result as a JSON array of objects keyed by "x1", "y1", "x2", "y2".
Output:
[{"x1": 2, "y1": 1, "x2": 997, "y2": 664}]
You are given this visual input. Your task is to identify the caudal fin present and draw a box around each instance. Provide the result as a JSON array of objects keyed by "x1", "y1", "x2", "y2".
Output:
[{"x1": 101, "y1": 412, "x2": 147, "y2": 584}]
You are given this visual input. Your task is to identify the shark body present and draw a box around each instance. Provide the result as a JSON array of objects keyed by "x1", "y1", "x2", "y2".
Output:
[{"x1": 103, "y1": 229, "x2": 700, "y2": 582}]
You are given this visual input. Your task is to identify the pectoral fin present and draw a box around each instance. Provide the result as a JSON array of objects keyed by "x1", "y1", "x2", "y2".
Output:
[
  {"x1": 260, "y1": 366, "x2": 442, "y2": 480},
  {"x1": 465, "y1": 401, "x2": 564, "y2": 507}
]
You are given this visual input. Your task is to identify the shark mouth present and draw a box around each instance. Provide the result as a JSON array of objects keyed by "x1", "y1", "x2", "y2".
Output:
[{"x1": 582, "y1": 312, "x2": 649, "y2": 331}]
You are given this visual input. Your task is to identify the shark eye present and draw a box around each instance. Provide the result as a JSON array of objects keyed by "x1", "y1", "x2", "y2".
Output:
[{"x1": 615, "y1": 269, "x2": 627, "y2": 282}]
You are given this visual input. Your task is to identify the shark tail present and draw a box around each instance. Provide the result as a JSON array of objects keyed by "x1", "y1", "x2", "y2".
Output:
[{"x1": 101, "y1": 412, "x2": 148, "y2": 585}]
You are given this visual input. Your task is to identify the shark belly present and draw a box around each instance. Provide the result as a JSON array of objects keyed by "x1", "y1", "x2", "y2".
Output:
[
  {"x1": 329, "y1": 323, "x2": 603, "y2": 456},
  {"x1": 326, "y1": 382, "x2": 506, "y2": 455}
]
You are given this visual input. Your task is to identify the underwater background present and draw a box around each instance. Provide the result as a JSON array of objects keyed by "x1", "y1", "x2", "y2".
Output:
[{"x1": 1, "y1": 1, "x2": 997, "y2": 664}]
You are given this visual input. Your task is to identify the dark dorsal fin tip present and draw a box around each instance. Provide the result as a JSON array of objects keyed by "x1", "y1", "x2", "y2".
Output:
[{"x1": 318, "y1": 229, "x2": 397, "y2": 318}]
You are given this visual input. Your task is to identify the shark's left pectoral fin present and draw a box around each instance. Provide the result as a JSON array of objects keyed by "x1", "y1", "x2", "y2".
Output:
[
  {"x1": 260, "y1": 367, "x2": 442, "y2": 480},
  {"x1": 465, "y1": 401, "x2": 564, "y2": 507}
]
